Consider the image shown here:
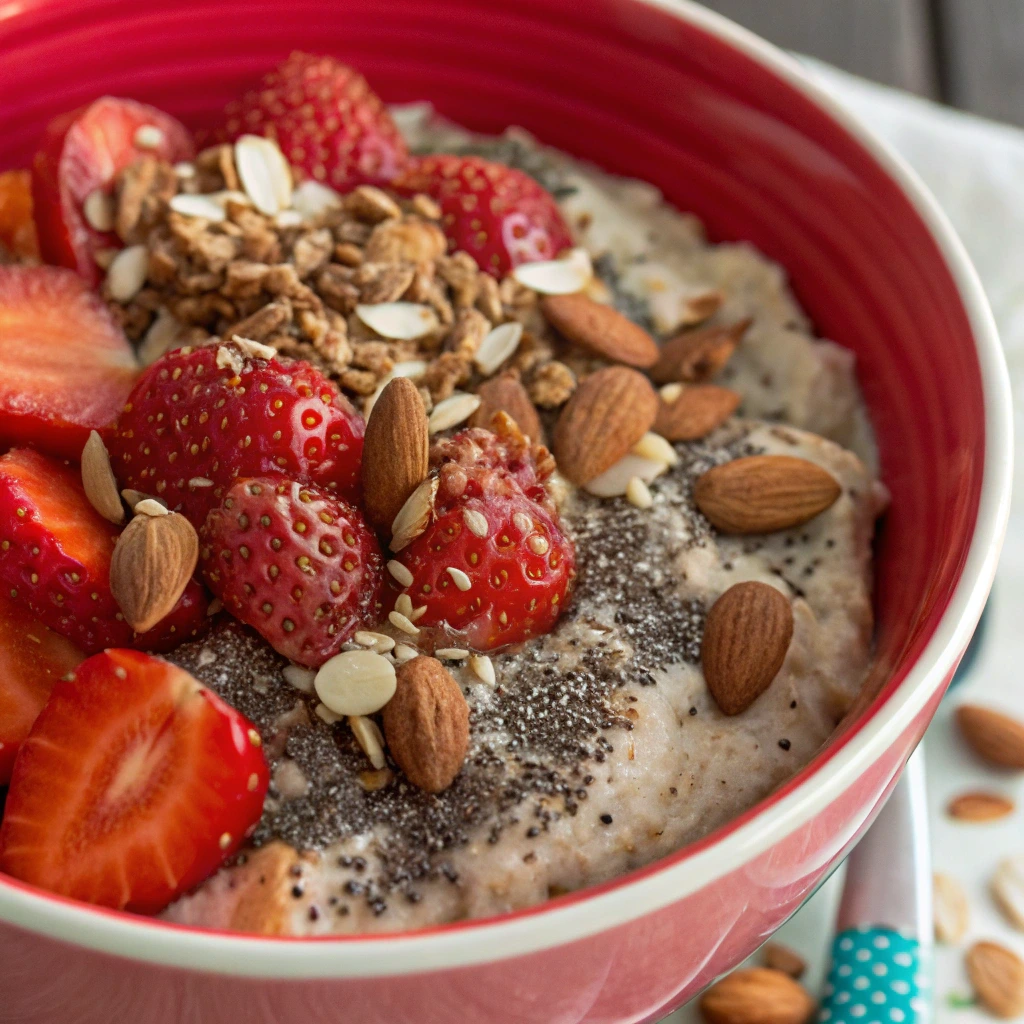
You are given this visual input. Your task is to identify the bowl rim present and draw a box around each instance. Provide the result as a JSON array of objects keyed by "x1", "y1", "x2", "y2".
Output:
[{"x1": 0, "y1": 0, "x2": 1012, "y2": 978}]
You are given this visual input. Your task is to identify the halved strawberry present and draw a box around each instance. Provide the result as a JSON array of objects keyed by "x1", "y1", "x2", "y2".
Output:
[
  {"x1": 32, "y1": 97, "x2": 193, "y2": 284},
  {"x1": 0, "y1": 591, "x2": 84, "y2": 784},
  {"x1": 0, "y1": 649, "x2": 268, "y2": 913},
  {"x1": 220, "y1": 52, "x2": 408, "y2": 191},
  {"x1": 0, "y1": 170, "x2": 39, "y2": 262},
  {"x1": 0, "y1": 266, "x2": 138, "y2": 458},
  {"x1": 391, "y1": 155, "x2": 573, "y2": 276}
]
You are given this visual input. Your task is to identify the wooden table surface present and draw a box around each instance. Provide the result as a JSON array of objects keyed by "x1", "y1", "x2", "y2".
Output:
[{"x1": 698, "y1": 0, "x2": 1024, "y2": 128}]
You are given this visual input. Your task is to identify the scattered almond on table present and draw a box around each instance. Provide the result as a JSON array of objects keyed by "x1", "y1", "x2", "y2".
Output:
[
  {"x1": 948, "y1": 790, "x2": 1016, "y2": 823},
  {"x1": 699, "y1": 967, "x2": 815, "y2": 1024},
  {"x1": 967, "y1": 941, "x2": 1024, "y2": 1019}
]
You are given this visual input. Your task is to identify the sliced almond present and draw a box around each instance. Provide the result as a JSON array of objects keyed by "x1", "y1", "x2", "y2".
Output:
[
  {"x1": 109, "y1": 511, "x2": 198, "y2": 633},
  {"x1": 81, "y1": 430, "x2": 125, "y2": 525},
  {"x1": 474, "y1": 322, "x2": 523, "y2": 376},
  {"x1": 282, "y1": 664, "x2": 316, "y2": 694},
  {"x1": 314, "y1": 649, "x2": 397, "y2": 717},
  {"x1": 234, "y1": 135, "x2": 292, "y2": 216},
  {"x1": 291, "y1": 180, "x2": 343, "y2": 219},
  {"x1": 428, "y1": 392, "x2": 481, "y2": 434},
  {"x1": 957, "y1": 705, "x2": 1024, "y2": 770},
  {"x1": 553, "y1": 366, "x2": 659, "y2": 486},
  {"x1": 355, "y1": 302, "x2": 439, "y2": 341},
  {"x1": 655, "y1": 384, "x2": 741, "y2": 442},
  {"x1": 169, "y1": 193, "x2": 227, "y2": 222},
  {"x1": 106, "y1": 244, "x2": 149, "y2": 303},
  {"x1": 362, "y1": 378, "x2": 429, "y2": 532},
  {"x1": 391, "y1": 476, "x2": 439, "y2": 552},
  {"x1": 512, "y1": 247, "x2": 592, "y2": 295},
  {"x1": 967, "y1": 941, "x2": 1024, "y2": 1019},
  {"x1": 133, "y1": 124, "x2": 166, "y2": 150},
  {"x1": 83, "y1": 189, "x2": 115, "y2": 232},
  {"x1": 540, "y1": 292, "x2": 659, "y2": 368},
  {"x1": 934, "y1": 872, "x2": 970, "y2": 943},
  {"x1": 702, "y1": 581, "x2": 793, "y2": 715},
  {"x1": 625, "y1": 476, "x2": 653, "y2": 509},
  {"x1": 993, "y1": 857, "x2": 1024, "y2": 931},
  {"x1": 584, "y1": 454, "x2": 667, "y2": 498},
  {"x1": 948, "y1": 790, "x2": 1015, "y2": 822},
  {"x1": 699, "y1": 967, "x2": 815, "y2": 1024},
  {"x1": 632, "y1": 431, "x2": 678, "y2": 467},
  {"x1": 650, "y1": 319, "x2": 750, "y2": 384},
  {"x1": 694, "y1": 455, "x2": 841, "y2": 534},
  {"x1": 382, "y1": 656, "x2": 469, "y2": 793},
  {"x1": 762, "y1": 943, "x2": 807, "y2": 980},
  {"x1": 349, "y1": 714, "x2": 387, "y2": 770},
  {"x1": 470, "y1": 373, "x2": 543, "y2": 443},
  {"x1": 469, "y1": 654, "x2": 496, "y2": 686},
  {"x1": 138, "y1": 309, "x2": 183, "y2": 367}
]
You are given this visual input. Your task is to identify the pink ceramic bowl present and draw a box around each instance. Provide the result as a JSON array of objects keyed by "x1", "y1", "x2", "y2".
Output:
[{"x1": 0, "y1": 1, "x2": 1012, "y2": 1021}]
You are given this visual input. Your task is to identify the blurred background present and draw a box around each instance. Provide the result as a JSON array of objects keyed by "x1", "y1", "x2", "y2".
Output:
[{"x1": 697, "y1": 0, "x2": 1023, "y2": 128}]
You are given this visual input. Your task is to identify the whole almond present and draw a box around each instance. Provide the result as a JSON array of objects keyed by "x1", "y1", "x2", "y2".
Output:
[
  {"x1": 967, "y1": 941, "x2": 1024, "y2": 1019},
  {"x1": 553, "y1": 366, "x2": 659, "y2": 485},
  {"x1": 694, "y1": 455, "x2": 841, "y2": 534},
  {"x1": 957, "y1": 705, "x2": 1024, "y2": 770},
  {"x1": 382, "y1": 656, "x2": 469, "y2": 793},
  {"x1": 762, "y1": 943, "x2": 807, "y2": 980},
  {"x1": 948, "y1": 790, "x2": 1015, "y2": 822},
  {"x1": 362, "y1": 377, "x2": 430, "y2": 532},
  {"x1": 651, "y1": 319, "x2": 750, "y2": 384},
  {"x1": 934, "y1": 872, "x2": 970, "y2": 943},
  {"x1": 699, "y1": 968, "x2": 815, "y2": 1024},
  {"x1": 109, "y1": 511, "x2": 199, "y2": 632},
  {"x1": 470, "y1": 373, "x2": 544, "y2": 443},
  {"x1": 81, "y1": 430, "x2": 125, "y2": 525},
  {"x1": 540, "y1": 292, "x2": 659, "y2": 368},
  {"x1": 655, "y1": 385, "x2": 741, "y2": 441},
  {"x1": 702, "y1": 581, "x2": 794, "y2": 715}
]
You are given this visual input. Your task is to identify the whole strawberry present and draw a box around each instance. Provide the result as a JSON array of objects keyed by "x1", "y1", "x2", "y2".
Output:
[
  {"x1": 220, "y1": 52, "x2": 408, "y2": 191},
  {"x1": 106, "y1": 343, "x2": 364, "y2": 527},
  {"x1": 394, "y1": 490, "x2": 575, "y2": 651},
  {"x1": 391, "y1": 155, "x2": 573, "y2": 276},
  {"x1": 200, "y1": 476, "x2": 383, "y2": 666}
]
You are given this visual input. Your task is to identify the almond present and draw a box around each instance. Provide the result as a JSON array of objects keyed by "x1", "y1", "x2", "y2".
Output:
[
  {"x1": 967, "y1": 941, "x2": 1024, "y2": 1019},
  {"x1": 381, "y1": 656, "x2": 469, "y2": 793},
  {"x1": 694, "y1": 455, "x2": 841, "y2": 534},
  {"x1": 948, "y1": 790, "x2": 1015, "y2": 822},
  {"x1": 702, "y1": 581, "x2": 794, "y2": 715},
  {"x1": 934, "y1": 872, "x2": 970, "y2": 943},
  {"x1": 362, "y1": 377, "x2": 430, "y2": 532},
  {"x1": 81, "y1": 429, "x2": 125, "y2": 525},
  {"x1": 761, "y1": 943, "x2": 806, "y2": 980},
  {"x1": 109, "y1": 511, "x2": 199, "y2": 632},
  {"x1": 699, "y1": 967, "x2": 815, "y2": 1024},
  {"x1": 553, "y1": 366, "x2": 659, "y2": 485},
  {"x1": 993, "y1": 856, "x2": 1024, "y2": 932},
  {"x1": 650, "y1": 319, "x2": 750, "y2": 384},
  {"x1": 470, "y1": 373, "x2": 544, "y2": 443},
  {"x1": 540, "y1": 292, "x2": 659, "y2": 368},
  {"x1": 957, "y1": 705, "x2": 1024, "y2": 770},
  {"x1": 654, "y1": 385, "x2": 741, "y2": 442}
]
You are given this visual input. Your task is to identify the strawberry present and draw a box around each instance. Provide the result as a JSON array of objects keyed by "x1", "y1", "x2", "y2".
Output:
[
  {"x1": 0, "y1": 591, "x2": 84, "y2": 785},
  {"x1": 0, "y1": 170, "x2": 39, "y2": 262},
  {"x1": 32, "y1": 97, "x2": 193, "y2": 285},
  {"x1": 0, "y1": 649, "x2": 268, "y2": 913},
  {"x1": 200, "y1": 476, "x2": 384, "y2": 666},
  {"x1": 132, "y1": 577, "x2": 210, "y2": 654},
  {"x1": 0, "y1": 266, "x2": 138, "y2": 458},
  {"x1": 395, "y1": 490, "x2": 575, "y2": 651},
  {"x1": 391, "y1": 155, "x2": 573, "y2": 276},
  {"x1": 106, "y1": 344, "x2": 364, "y2": 527},
  {"x1": 221, "y1": 51, "x2": 408, "y2": 191}
]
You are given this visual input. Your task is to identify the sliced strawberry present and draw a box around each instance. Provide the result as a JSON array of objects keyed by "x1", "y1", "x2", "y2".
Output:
[
  {"x1": 391, "y1": 155, "x2": 573, "y2": 276},
  {"x1": 0, "y1": 649, "x2": 268, "y2": 913},
  {"x1": 106, "y1": 343, "x2": 364, "y2": 528},
  {"x1": 200, "y1": 477, "x2": 383, "y2": 666},
  {"x1": 32, "y1": 97, "x2": 193, "y2": 285},
  {"x1": 221, "y1": 52, "x2": 408, "y2": 191},
  {"x1": 0, "y1": 591, "x2": 84, "y2": 784},
  {"x1": 0, "y1": 266, "x2": 138, "y2": 458},
  {"x1": 132, "y1": 577, "x2": 210, "y2": 654},
  {"x1": 395, "y1": 490, "x2": 575, "y2": 651},
  {"x1": 0, "y1": 170, "x2": 39, "y2": 262}
]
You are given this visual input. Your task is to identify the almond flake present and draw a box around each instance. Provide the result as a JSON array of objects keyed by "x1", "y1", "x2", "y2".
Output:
[
  {"x1": 169, "y1": 193, "x2": 227, "y2": 222},
  {"x1": 393, "y1": 643, "x2": 419, "y2": 663},
  {"x1": 134, "y1": 498, "x2": 170, "y2": 517},
  {"x1": 394, "y1": 593, "x2": 415, "y2": 618},
  {"x1": 410, "y1": 604, "x2": 427, "y2": 622},
  {"x1": 390, "y1": 476, "x2": 438, "y2": 552},
  {"x1": 934, "y1": 872, "x2": 970, "y2": 943},
  {"x1": 585, "y1": 454, "x2": 667, "y2": 498},
  {"x1": 353, "y1": 630, "x2": 396, "y2": 654},
  {"x1": 314, "y1": 648, "x2": 396, "y2": 717},
  {"x1": 428, "y1": 392, "x2": 481, "y2": 434},
  {"x1": 133, "y1": 124, "x2": 166, "y2": 150},
  {"x1": 463, "y1": 508, "x2": 489, "y2": 538},
  {"x1": 83, "y1": 189, "x2": 115, "y2": 232},
  {"x1": 189, "y1": 477, "x2": 214, "y2": 489},
  {"x1": 387, "y1": 559, "x2": 414, "y2": 587},
  {"x1": 469, "y1": 654, "x2": 496, "y2": 686},
  {"x1": 390, "y1": 359, "x2": 430, "y2": 379},
  {"x1": 138, "y1": 309, "x2": 182, "y2": 367},
  {"x1": 230, "y1": 335, "x2": 277, "y2": 360},
  {"x1": 435, "y1": 648, "x2": 469, "y2": 660},
  {"x1": 356, "y1": 302, "x2": 439, "y2": 341},
  {"x1": 512, "y1": 247, "x2": 593, "y2": 295},
  {"x1": 315, "y1": 702, "x2": 342, "y2": 725},
  {"x1": 389, "y1": 610, "x2": 420, "y2": 635},
  {"x1": 207, "y1": 189, "x2": 253, "y2": 209},
  {"x1": 659, "y1": 382, "x2": 684, "y2": 403},
  {"x1": 291, "y1": 180, "x2": 343, "y2": 219},
  {"x1": 633, "y1": 431, "x2": 679, "y2": 467},
  {"x1": 282, "y1": 664, "x2": 316, "y2": 693},
  {"x1": 626, "y1": 476, "x2": 654, "y2": 509},
  {"x1": 474, "y1": 322, "x2": 523, "y2": 375},
  {"x1": 274, "y1": 210, "x2": 303, "y2": 228},
  {"x1": 446, "y1": 567, "x2": 472, "y2": 592},
  {"x1": 993, "y1": 856, "x2": 1024, "y2": 931},
  {"x1": 349, "y1": 715, "x2": 387, "y2": 769},
  {"x1": 107, "y1": 245, "x2": 149, "y2": 302},
  {"x1": 81, "y1": 430, "x2": 125, "y2": 525},
  {"x1": 235, "y1": 134, "x2": 292, "y2": 216}
]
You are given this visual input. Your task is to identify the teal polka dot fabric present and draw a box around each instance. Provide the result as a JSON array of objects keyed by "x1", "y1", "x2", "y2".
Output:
[{"x1": 819, "y1": 926, "x2": 931, "y2": 1023}]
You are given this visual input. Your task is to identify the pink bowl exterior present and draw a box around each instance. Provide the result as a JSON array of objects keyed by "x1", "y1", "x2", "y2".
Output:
[{"x1": 0, "y1": 0, "x2": 1010, "y2": 1021}]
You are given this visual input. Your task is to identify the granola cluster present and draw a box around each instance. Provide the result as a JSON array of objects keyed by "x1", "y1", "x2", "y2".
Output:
[{"x1": 104, "y1": 144, "x2": 580, "y2": 417}]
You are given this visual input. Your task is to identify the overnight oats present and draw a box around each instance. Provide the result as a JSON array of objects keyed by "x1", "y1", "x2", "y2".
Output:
[{"x1": 0, "y1": 52, "x2": 886, "y2": 934}]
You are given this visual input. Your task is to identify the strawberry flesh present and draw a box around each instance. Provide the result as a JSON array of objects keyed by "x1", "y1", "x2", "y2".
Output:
[
  {"x1": 200, "y1": 476, "x2": 384, "y2": 667},
  {"x1": 0, "y1": 649, "x2": 268, "y2": 913},
  {"x1": 106, "y1": 344, "x2": 364, "y2": 528},
  {"x1": 221, "y1": 52, "x2": 408, "y2": 191},
  {"x1": 32, "y1": 97, "x2": 194, "y2": 285},
  {"x1": 0, "y1": 266, "x2": 138, "y2": 458}
]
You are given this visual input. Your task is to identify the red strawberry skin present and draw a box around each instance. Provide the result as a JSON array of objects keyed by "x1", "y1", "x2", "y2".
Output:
[
  {"x1": 0, "y1": 649, "x2": 268, "y2": 914},
  {"x1": 132, "y1": 577, "x2": 210, "y2": 654},
  {"x1": 396, "y1": 491, "x2": 575, "y2": 651},
  {"x1": 200, "y1": 477, "x2": 384, "y2": 666},
  {"x1": 0, "y1": 266, "x2": 138, "y2": 458},
  {"x1": 0, "y1": 591, "x2": 84, "y2": 785},
  {"x1": 32, "y1": 96, "x2": 194, "y2": 285},
  {"x1": 391, "y1": 155, "x2": 573, "y2": 276},
  {"x1": 221, "y1": 52, "x2": 408, "y2": 191},
  {"x1": 106, "y1": 344, "x2": 364, "y2": 528}
]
